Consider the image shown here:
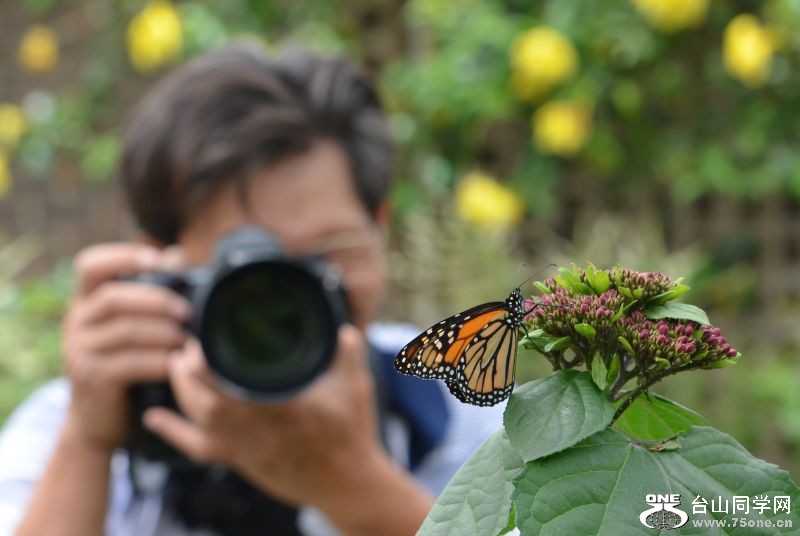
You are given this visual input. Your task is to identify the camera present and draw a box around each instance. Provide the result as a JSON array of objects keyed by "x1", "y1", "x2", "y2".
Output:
[{"x1": 126, "y1": 226, "x2": 349, "y2": 465}]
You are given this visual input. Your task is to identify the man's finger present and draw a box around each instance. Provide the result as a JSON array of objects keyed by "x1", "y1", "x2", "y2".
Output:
[
  {"x1": 100, "y1": 349, "x2": 173, "y2": 384},
  {"x1": 75, "y1": 243, "x2": 160, "y2": 296},
  {"x1": 330, "y1": 324, "x2": 367, "y2": 374},
  {"x1": 143, "y1": 408, "x2": 226, "y2": 465},
  {"x1": 90, "y1": 316, "x2": 187, "y2": 352},
  {"x1": 168, "y1": 344, "x2": 234, "y2": 426},
  {"x1": 80, "y1": 282, "x2": 191, "y2": 325},
  {"x1": 180, "y1": 337, "x2": 219, "y2": 388}
]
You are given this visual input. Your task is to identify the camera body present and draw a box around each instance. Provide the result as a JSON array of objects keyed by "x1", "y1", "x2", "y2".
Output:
[{"x1": 127, "y1": 226, "x2": 349, "y2": 465}]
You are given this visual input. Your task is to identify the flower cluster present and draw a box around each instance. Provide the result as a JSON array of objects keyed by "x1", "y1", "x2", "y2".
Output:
[
  {"x1": 529, "y1": 287, "x2": 622, "y2": 341},
  {"x1": 525, "y1": 265, "x2": 740, "y2": 401},
  {"x1": 541, "y1": 266, "x2": 676, "y2": 303},
  {"x1": 616, "y1": 311, "x2": 738, "y2": 373},
  {"x1": 610, "y1": 268, "x2": 675, "y2": 302}
]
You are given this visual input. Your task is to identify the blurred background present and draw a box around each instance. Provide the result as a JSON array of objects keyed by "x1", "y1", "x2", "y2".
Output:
[{"x1": 1, "y1": 0, "x2": 799, "y2": 478}]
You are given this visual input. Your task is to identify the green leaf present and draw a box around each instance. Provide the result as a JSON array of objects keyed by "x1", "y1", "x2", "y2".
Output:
[
  {"x1": 648, "y1": 284, "x2": 691, "y2": 306},
  {"x1": 707, "y1": 353, "x2": 741, "y2": 368},
  {"x1": 611, "y1": 300, "x2": 637, "y2": 322},
  {"x1": 655, "y1": 357, "x2": 671, "y2": 370},
  {"x1": 593, "y1": 270, "x2": 611, "y2": 294},
  {"x1": 504, "y1": 370, "x2": 615, "y2": 462},
  {"x1": 584, "y1": 264, "x2": 598, "y2": 293},
  {"x1": 553, "y1": 275, "x2": 570, "y2": 290},
  {"x1": 591, "y1": 353, "x2": 608, "y2": 390},
  {"x1": 519, "y1": 328, "x2": 546, "y2": 348},
  {"x1": 418, "y1": 430, "x2": 523, "y2": 536},
  {"x1": 574, "y1": 323, "x2": 597, "y2": 342},
  {"x1": 554, "y1": 267, "x2": 592, "y2": 295},
  {"x1": 544, "y1": 336, "x2": 572, "y2": 353},
  {"x1": 644, "y1": 302, "x2": 711, "y2": 325},
  {"x1": 618, "y1": 336, "x2": 635, "y2": 356},
  {"x1": 614, "y1": 393, "x2": 708, "y2": 441},
  {"x1": 572, "y1": 281, "x2": 595, "y2": 295},
  {"x1": 533, "y1": 281, "x2": 552, "y2": 295},
  {"x1": 618, "y1": 285, "x2": 635, "y2": 300},
  {"x1": 646, "y1": 437, "x2": 682, "y2": 452},
  {"x1": 606, "y1": 354, "x2": 620, "y2": 385},
  {"x1": 496, "y1": 504, "x2": 516, "y2": 536},
  {"x1": 558, "y1": 266, "x2": 581, "y2": 286},
  {"x1": 512, "y1": 427, "x2": 800, "y2": 535}
]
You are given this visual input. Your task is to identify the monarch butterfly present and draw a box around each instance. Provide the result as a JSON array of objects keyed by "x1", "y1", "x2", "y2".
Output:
[{"x1": 394, "y1": 287, "x2": 529, "y2": 406}]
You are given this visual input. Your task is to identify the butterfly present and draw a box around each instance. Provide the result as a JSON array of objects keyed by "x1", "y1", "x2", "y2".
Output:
[{"x1": 394, "y1": 287, "x2": 530, "y2": 406}]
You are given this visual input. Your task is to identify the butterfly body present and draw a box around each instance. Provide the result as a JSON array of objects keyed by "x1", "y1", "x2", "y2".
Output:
[{"x1": 394, "y1": 288, "x2": 526, "y2": 406}]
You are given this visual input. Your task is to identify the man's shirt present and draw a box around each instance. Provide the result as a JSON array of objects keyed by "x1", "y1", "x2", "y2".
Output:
[{"x1": 0, "y1": 323, "x2": 505, "y2": 535}]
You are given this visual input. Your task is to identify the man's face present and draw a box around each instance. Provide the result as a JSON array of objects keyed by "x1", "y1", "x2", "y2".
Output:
[{"x1": 177, "y1": 139, "x2": 388, "y2": 330}]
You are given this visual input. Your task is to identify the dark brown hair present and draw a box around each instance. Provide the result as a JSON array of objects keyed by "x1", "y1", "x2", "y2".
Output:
[{"x1": 120, "y1": 41, "x2": 394, "y2": 244}]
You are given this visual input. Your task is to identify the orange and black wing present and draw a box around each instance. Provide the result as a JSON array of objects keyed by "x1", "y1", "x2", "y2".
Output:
[{"x1": 394, "y1": 301, "x2": 518, "y2": 406}]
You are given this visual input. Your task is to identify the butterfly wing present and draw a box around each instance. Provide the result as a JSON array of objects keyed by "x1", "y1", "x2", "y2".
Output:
[
  {"x1": 394, "y1": 302, "x2": 518, "y2": 406},
  {"x1": 394, "y1": 301, "x2": 504, "y2": 378},
  {"x1": 446, "y1": 312, "x2": 518, "y2": 406}
]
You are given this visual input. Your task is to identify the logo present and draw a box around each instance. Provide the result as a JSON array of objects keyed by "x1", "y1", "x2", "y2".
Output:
[{"x1": 640, "y1": 494, "x2": 689, "y2": 530}]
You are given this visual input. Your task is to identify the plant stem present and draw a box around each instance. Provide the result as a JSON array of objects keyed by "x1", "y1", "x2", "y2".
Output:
[{"x1": 611, "y1": 376, "x2": 660, "y2": 423}]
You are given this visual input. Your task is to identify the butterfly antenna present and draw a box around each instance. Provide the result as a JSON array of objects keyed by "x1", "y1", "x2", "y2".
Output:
[
  {"x1": 513, "y1": 263, "x2": 527, "y2": 287},
  {"x1": 518, "y1": 263, "x2": 557, "y2": 290}
]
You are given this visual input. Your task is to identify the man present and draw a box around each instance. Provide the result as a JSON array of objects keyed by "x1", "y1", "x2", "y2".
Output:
[{"x1": 0, "y1": 42, "x2": 504, "y2": 535}]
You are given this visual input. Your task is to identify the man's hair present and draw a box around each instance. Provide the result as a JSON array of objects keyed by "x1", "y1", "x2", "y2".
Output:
[{"x1": 120, "y1": 41, "x2": 394, "y2": 244}]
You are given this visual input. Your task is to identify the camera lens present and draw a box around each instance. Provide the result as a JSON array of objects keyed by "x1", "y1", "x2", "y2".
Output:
[{"x1": 200, "y1": 261, "x2": 338, "y2": 398}]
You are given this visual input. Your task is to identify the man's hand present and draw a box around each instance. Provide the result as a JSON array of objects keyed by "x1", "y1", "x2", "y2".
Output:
[
  {"x1": 144, "y1": 325, "x2": 434, "y2": 535},
  {"x1": 62, "y1": 243, "x2": 190, "y2": 452}
]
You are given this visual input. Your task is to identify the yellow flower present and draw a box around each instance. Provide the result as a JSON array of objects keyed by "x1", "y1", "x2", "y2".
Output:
[
  {"x1": 533, "y1": 100, "x2": 593, "y2": 157},
  {"x1": 723, "y1": 14, "x2": 775, "y2": 88},
  {"x1": 630, "y1": 0, "x2": 710, "y2": 33},
  {"x1": 510, "y1": 27, "x2": 578, "y2": 101},
  {"x1": 0, "y1": 104, "x2": 27, "y2": 148},
  {"x1": 0, "y1": 150, "x2": 11, "y2": 199},
  {"x1": 18, "y1": 25, "x2": 59, "y2": 73},
  {"x1": 456, "y1": 172, "x2": 524, "y2": 229},
  {"x1": 127, "y1": 0, "x2": 183, "y2": 73}
]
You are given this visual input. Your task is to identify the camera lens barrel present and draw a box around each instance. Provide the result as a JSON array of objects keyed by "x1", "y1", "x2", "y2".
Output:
[{"x1": 196, "y1": 255, "x2": 347, "y2": 401}]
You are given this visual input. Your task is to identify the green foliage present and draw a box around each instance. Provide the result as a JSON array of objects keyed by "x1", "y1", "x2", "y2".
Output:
[
  {"x1": 10, "y1": 0, "x2": 800, "y2": 207},
  {"x1": 421, "y1": 371, "x2": 800, "y2": 535},
  {"x1": 613, "y1": 393, "x2": 708, "y2": 441},
  {"x1": 420, "y1": 266, "x2": 800, "y2": 534},
  {"x1": 503, "y1": 371, "x2": 614, "y2": 462},
  {"x1": 417, "y1": 430, "x2": 522, "y2": 536},
  {"x1": 643, "y1": 302, "x2": 710, "y2": 325},
  {"x1": 511, "y1": 428, "x2": 800, "y2": 535},
  {"x1": 0, "y1": 237, "x2": 71, "y2": 424},
  {"x1": 523, "y1": 264, "x2": 740, "y2": 412}
]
